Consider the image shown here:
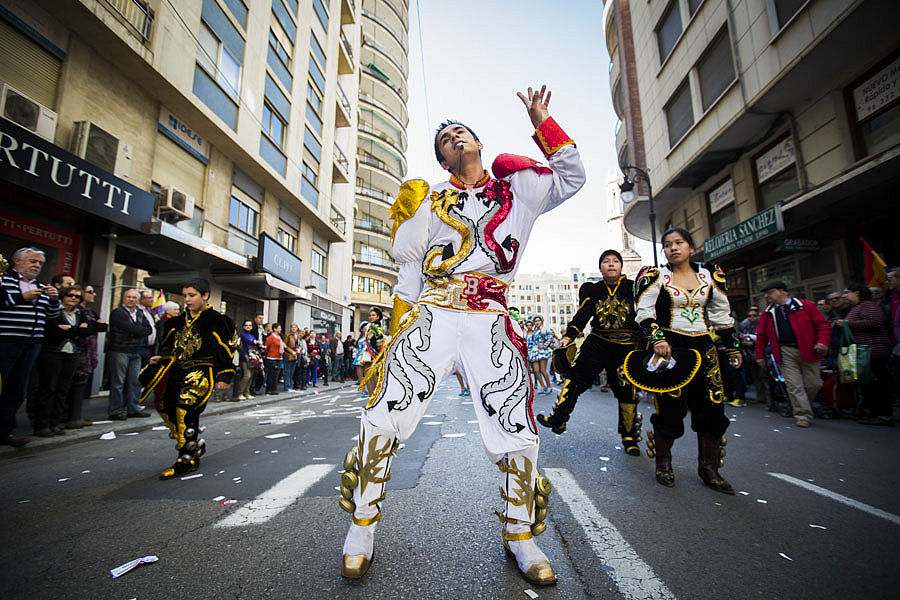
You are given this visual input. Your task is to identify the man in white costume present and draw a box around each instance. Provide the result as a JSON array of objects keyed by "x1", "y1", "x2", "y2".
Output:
[{"x1": 339, "y1": 86, "x2": 585, "y2": 585}]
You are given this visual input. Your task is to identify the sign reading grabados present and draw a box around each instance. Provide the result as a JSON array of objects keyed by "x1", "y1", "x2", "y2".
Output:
[
  {"x1": 853, "y1": 55, "x2": 900, "y2": 122},
  {"x1": 158, "y1": 106, "x2": 211, "y2": 163},
  {"x1": 703, "y1": 205, "x2": 784, "y2": 261},
  {"x1": 0, "y1": 117, "x2": 153, "y2": 231},
  {"x1": 756, "y1": 137, "x2": 795, "y2": 183},
  {"x1": 258, "y1": 232, "x2": 302, "y2": 287},
  {"x1": 776, "y1": 238, "x2": 820, "y2": 253},
  {"x1": 708, "y1": 178, "x2": 734, "y2": 213}
]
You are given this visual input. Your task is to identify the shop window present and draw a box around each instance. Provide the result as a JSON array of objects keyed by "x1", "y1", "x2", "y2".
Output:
[
  {"x1": 697, "y1": 29, "x2": 734, "y2": 112},
  {"x1": 656, "y1": 0, "x2": 682, "y2": 64},
  {"x1": 707, "y1": 178, "x2": 737, "y2": 234},
  {"x1": 229, "y1": 195, "x2": 258, "y2": 236},
  {"x1": 665, "y1": 79, "x2": 694, "y2": 147},
  {"x1": 311, "y1": 247, "x2": 328, "y2": 292},
  {"x1": 769, "y1": 0, "x2": 806, "y2": 31},
  {"x1": 277, "y1": 226, "x2": 297, "y2": 252},
  {"x1": 755, "y1": 136, "x2": 799, "y2": 209}
]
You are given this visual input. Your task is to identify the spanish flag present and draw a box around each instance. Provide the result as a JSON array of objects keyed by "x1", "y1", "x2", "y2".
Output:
[
  {"x1": 860, "y1": 237, "x2": 887, "y2": 288},
  {"x1": 150, "y1": 289, "x2": 166, "y2": 315}
]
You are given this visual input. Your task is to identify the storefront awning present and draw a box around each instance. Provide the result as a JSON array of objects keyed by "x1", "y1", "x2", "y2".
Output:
[
  {"x1": 214, "y1": 273, "x2": 311, "y2": 301},
  {"x1": 115, "y1": 220, "x2": 250, "y2": 273}
]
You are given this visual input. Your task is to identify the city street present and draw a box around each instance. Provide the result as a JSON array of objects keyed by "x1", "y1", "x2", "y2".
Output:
[{"x1": 1, "y1": 379, "x2": 898, "y2": 599}]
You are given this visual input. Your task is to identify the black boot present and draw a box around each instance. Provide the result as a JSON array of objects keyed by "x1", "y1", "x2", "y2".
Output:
[
  {"x1": 649, "y1": 430, "x2": 675, "y2": 487},
  {"x1": 159, "y1": 454, "x2": 199, "y2": 480},
  {"x1": 536, "y1": 411, "x2": 567, "y2": 434},
  {"x1": 697, "y1": 433, "x2": 734, "y2": 495}
]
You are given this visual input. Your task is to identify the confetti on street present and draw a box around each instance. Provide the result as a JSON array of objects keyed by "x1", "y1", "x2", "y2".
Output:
[
  {"x1": 265, "y1": 433, "x2": 290, "y2": 439},
  {"x1": 779, "y1": 553, "x2": 793, "y2": 561}
]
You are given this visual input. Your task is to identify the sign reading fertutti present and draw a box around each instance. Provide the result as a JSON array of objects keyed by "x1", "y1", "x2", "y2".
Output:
[
  {"x1": 0, "y1": 117, "x2": 153, "y2": 231},
  {"x1": 703, "y1": 205, "x2": 784, "y2": 261},
  {"x1": 258, "y1": 232, "x2": 302, "y2": 287}
]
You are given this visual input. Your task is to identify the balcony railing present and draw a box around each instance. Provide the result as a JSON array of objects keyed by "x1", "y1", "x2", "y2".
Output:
[
  {"x1": 337, "y1": 81, "x2": 353, "y2": 116},
  {"x1": 355, "y1": 218, "x2": 390, "y2": 236},
  {"x1": 340, "y1": 29, "x2": 354, "y2": 64},
  {"x1": 358, "y1": 121, "x2": 404, "y2": 153},
  {"x1": 334, "y1": 142, "x2": 350, "y2": 175},
  {"x1": 355, "y1": 253, "x2": 398, "y2": 271},
  {"x1": 330, "y1": 206, "x2": 346, "y2": 234},
  {"x1": 103, "y1": 0, "x2": 154, "y2": 43},
  {"x1": 356, "y1": 184, "x2": 393, "y2": 204},
  {"x1": 359, "y1": 154, "x2": 402, "y2": 180},
  {"x1": 359, "y1": 93, "x2": 408, "y2": 127},
  {"x1": 363, "y1": 38, "x2": 409, "y2": 75},
  {"x1": 351, "y1": 290, "x2": 394, "y2": 306}
]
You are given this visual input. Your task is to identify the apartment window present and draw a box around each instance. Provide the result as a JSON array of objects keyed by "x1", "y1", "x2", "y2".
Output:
[
  {"x1": 306, "y1": 101, "x2": 323, "y2": 136},
  {"x1": 755, "y1": 136, "x2": 799, "y2": 209},
  {"x1": 849, "y1": 53, "x2": 900, "y2": 157},
  {"x1": 307, "y1": 82, "x2": 323, "y2": 115},
  {"x1": 707, "y1": 179, "x2": 737, "y2": 234},
  {"x1": 277, "y1": 227, "x2": 297, "y2": 252},
  {"x1": 687, "y1": 0, "x2": 704, "y2": 17},
  {"x1": 310, "y1": 32, "x2": 327, "y2": 68},
  {"x1": 229, "y1": 195, "x2": 258, "y2": 235},
  {"x1": 656, "y1": 1, "x2": 682, "y2": 64},
  {"x1": 311, "y1": 247, "x2": 328, "y2": 292},
  {"x1": 262, "y1": 103, "x2": 285, "y2": 147},
  {"x1": 272, "y1": 0, "x2": 297, "y2": 42},
  {"x1": 304, "y1": 127, "x2": 322, "y2": 162},
  {"x1": 313, "y1": 0, "x2": 329, "y2": 29},
  {"x1": 268, "y1": 30, "x2": 292, "y2": 87},
  {"x1": 301, "y1": 158, "x2": 319, "y2": 207},
  {"x1": 222, "y1": 0, "x2": 248, "y2": 28},
  {"x1": 697, "y1": 30, "x2": 735, "y2": 111},
  {"x1": 770, "y1": 0, "x2": 806, "y2": 30},
  {"x1": 665, "y1": 79, "x2": 694, "y2": 147},
  {"x1": 197, "y1": 22, "x2": 241, "y2": 100},
  {"x1": 302, "y1": 161, "x2": 319, "y2": 187}
]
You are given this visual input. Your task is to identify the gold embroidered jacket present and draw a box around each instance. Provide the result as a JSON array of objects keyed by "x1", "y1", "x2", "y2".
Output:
[
  {"x1": 563, "y1": 276, "x2": 638, "y2": 344},
  {"x1": 157, "y1": 306, "x2": 238, "y2": 383}
]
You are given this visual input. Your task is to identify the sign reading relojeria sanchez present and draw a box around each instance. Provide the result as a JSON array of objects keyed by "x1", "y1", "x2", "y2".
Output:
[
  {"x1": 703, "y1": 205, "x2": 784, "y2": 261},
  {"x1": 0, "y1": 117, "x2": 154, "y2": 230}
]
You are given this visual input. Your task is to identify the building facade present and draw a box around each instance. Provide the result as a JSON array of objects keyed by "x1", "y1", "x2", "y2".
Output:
[
  {"x1": 0, "y1": 0, "x2": 361, "y2": 389},
  {"x1": 509, "y1": 271, "x2": 582, "y2": 335},
  {"x1": 605, "y1": 0, "x2": 900, "y2": 313},
  {"x1": 350, "y1": 0, "x2": 409, "y2": 332}
]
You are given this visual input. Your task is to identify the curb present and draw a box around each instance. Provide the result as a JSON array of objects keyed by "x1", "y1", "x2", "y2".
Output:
[{"x1": 1, "y1": 382, "x2": 359, "y2": 457}]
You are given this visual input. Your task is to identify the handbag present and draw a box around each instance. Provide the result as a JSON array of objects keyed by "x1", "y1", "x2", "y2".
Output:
[{"x1": 837, "y1": 324, "x2": 874, "y2": 385}]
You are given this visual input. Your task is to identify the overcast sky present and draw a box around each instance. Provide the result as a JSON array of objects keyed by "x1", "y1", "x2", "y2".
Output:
[{"x1": 402, "y1": 0, "x2": 653, "y2": 275}]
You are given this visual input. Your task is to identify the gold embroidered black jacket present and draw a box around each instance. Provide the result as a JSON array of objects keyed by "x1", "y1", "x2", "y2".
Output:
[
  {"x1": 563, "y1": 276, "x2": 638, "y2": 344},
  {"x1": 157, "y1": 306, "x2": 237, "y2": 383}
]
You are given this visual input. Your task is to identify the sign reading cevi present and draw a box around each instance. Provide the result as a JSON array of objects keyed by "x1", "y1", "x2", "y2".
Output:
[{"x1": 703, "y1": 205, "x2": 784, "y2": 261}]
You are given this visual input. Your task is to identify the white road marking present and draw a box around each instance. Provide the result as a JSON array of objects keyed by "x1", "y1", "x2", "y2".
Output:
[
  {"x1": 544, "y1": 468, "x2": 676, "y2": 600},
  {"x1": 767, "y1": 472, "x2": 900, "y2": 526},
  {"x1": 215, "y1": 463, "x2": 334, "y2": 528}
]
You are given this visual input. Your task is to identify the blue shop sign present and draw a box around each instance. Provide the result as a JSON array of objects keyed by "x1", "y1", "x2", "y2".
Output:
[
  {"x1": 258, "y1": 232, "x2": 302, "y2": 287},
  {"x1": 0, "y1": 117, "x2": 153, "y2": 230}
]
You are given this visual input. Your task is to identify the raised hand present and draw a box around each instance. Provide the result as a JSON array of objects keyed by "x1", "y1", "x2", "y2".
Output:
[{"x1": 517, "y1": 85, "x2": 552, "y2": 129}]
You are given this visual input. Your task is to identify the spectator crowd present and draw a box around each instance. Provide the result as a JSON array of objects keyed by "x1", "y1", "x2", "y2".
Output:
[{"x1": 0, "y1": 246, "x2": 363, "y2": 448}]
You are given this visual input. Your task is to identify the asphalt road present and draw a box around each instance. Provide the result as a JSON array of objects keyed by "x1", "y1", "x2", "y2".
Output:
[{"x1": 1, "y1": 380, "x2": 898, "y2": 599}]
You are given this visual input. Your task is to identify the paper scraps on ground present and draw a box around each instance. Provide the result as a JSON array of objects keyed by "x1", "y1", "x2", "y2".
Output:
[
  {"x1": 733, "y1": 433, "x2": 742, "y2": 437},
  {"x1": 221, "y1": 499, "x2": 239, "y2": 505},
  {"x1": 809, "y1": 524, "x2": 828, "y2": 529},
  {"x1": 233, "y1": 477, "x2": 241, "y2": 481},
  {"x1": 265, "y1": 433, "x2": 290, "y2": 439},
  {"x1": 312, "y1": 457, "x2": 326, "y2": 460},
  {"x1": 468, "y1": 420, "x2": 478, "y2": 424},
  {"x1": 599, "y1": 457, "x2": 610, "y2": 462},
  {"x1": 180, "y1": 473, "x2": 203, "y2": 481},
  {"x1": 110, "y1": 555, "x2": 159, "y2": 578},
  {"x1": 81, "y1": 470, "x2": 90, "y2": 474},
  {"x1": 524, "y1": 589, "x2": 539, "y2": 599},
  {"x1": 18, "y1": 499, "x2": 29, "y2": 503},
  {"x1": 773, "y1": 429, "x2": 780, "y2": 432},
  {"x1": 423, "y1": 421, "x2": 442, "y2": 425},
  {"x1": 152, "y1": 426, "x2": 168, "y2": 431},
  {"x1": 121, "y1": 432, "x2": 139, "y2": 436},
  {"x1": 213, "y1": 496, "x2": 226, "y2": 502},
  {"x1": 99, "y1": 432, "x2": 116, "y2": 440},
  {"x1": 442, "y1": 433, "x2": 466, "y2": 438},
  {"x1": 779, "y1": 553, "x2": 793, "y2": 561},
  {"x1": 58, "y1": 478, "x2": 69, "y2": 482},
  {"x1": 600, "y1": 466, "x2": 608, "y2": 472},
  {"x1": 738, "y1": 491, "x2": 749, "y2": 496},
  {"x1": 93, "y1": 420, "x2": 113, "y2": 425},
  {"x1": 757, "y1": 499, "x2": 768, "y2": 504},
  {"x1": 271, "y1": 450, "x2": 278, "y2": 453}
]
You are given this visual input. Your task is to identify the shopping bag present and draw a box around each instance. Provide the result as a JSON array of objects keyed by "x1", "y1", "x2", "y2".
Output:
[
  {"x1": 855, "y1": 343, "x2": 875, "y2": 385},
  {"x1": 837, "y1": 325, "x2": 858, "y2": 383}
]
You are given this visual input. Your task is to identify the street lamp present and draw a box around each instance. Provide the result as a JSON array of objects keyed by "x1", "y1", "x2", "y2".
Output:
[{"x1": 619, "y1": 164, "x2": 657, "y2": 267}]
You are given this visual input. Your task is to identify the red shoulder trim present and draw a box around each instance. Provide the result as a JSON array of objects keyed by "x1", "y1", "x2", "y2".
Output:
[{"x1": 491, "y1": 153, "x2": 552, "y2": 179}]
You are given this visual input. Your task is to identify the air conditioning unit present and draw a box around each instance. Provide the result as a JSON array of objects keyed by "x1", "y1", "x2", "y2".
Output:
[
  {"x1": 70, "y1": 120, "x2": 133, "y2": 178},
  {"x1": 159, "y1": 186, "x2": 194, "y2": 221},
  {"x1": 0, "y1": 83, "x2": 57, "y2": 141}
]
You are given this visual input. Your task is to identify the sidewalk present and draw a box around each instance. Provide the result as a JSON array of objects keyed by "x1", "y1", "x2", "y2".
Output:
[{"x1": 2, "y1": 379, "x2": 360, "y2": 456}]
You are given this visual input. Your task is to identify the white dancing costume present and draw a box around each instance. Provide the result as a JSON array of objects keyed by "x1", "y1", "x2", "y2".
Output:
[{"x1": 340, "y1": 118, "x2": 585, "y2": 582}]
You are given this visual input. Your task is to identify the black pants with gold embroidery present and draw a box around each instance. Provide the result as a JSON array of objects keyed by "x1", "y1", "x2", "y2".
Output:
[
  {"x1": 650, "y1": 332, "x2": 729, "y2": 440},
  {"x1": 157, "y1": 365, "x2": 214, "y2": 455},
  {"x1": 552, "y1": 334, "x2": 639, "y2": 436}
]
